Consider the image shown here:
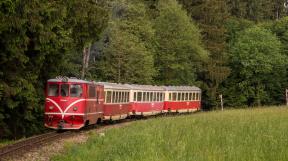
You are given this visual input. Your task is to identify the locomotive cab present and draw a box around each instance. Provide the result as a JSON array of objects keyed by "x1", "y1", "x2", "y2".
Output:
[{"x1": 45, "y1": 77, "x2": 91, "y2": 129}]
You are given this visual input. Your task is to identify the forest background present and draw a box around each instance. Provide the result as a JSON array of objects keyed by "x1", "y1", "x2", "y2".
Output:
[{"x1": 0, "y1": 0, "x2": 287, "y2": 139}]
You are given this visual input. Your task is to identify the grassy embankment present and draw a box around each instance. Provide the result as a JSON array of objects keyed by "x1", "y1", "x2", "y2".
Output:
[{"x1": 53, "y1": 106, "x2": 288, "y2": 161}]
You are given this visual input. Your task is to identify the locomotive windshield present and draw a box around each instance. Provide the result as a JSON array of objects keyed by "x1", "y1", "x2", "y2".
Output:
[
  {"x1": 47, "y1": 83, "x2": 83, "y2": 97},
  {"x1": 70, "y1": 84, "x2": 82, "y2": 97},
  {"x1": 48, "y1": 84, "x2": 59, "y2": 96}
]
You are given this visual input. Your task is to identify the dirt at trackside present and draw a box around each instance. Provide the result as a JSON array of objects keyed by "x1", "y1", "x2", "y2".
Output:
[{"x1": 9, "y1": 122, "x2": 133, "y2": 161}]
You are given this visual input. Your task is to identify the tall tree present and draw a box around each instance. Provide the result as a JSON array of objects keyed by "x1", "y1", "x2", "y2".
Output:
[
  {"x1": 94, "y1": 0, "x2": 156, "y2": 84},
  {"x1": 66, "y1": 0, "x2": 108, "y2": 79},
  {"x1": 225, "y1": 0, "x2": 288, "y2": 21},
  {"x1": 227, "y1": 27, "x2": 287, "y2": 106},
  {"x1": 0, "y1": 0, "x2": 108, "y2": 138},
  {"x1": 154, "y1": 0, "x2": 207, "y2": 85},
  {"x1": 179, "y1": 0, "x2": 231, "y2": 108}
]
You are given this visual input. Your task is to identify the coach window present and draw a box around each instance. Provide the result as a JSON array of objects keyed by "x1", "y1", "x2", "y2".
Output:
[
  {"x1": 112, "y1": 91, "x2": 116, "y2": 103},
  {"x1": 149, "y1": 92, "x2": 153, "y2": 102},
  {"x1": 48, "y1": 84, "x2": 59, "y2": 96},
  {"x1": 142, "y1": 92, "x2": 145, "y2": 102},
  {"x1": 106, "y1": 91, "x2": 112, "y2": 103},
  {"x1": 134, "y1": 92, "x2": 137, "y2": 101},
  {"x1": 169, "y1": 93, "x2": 171, "y2": 101},
  {"x1": 177, "y1": 93, "x2": 181, "y2": 101},
  {"x1": 185, "y1": 93, "x2": 188, "y2": 101},
  {"x1": 156, "y1": 93, "x2": 159, "y2": 101},
  {"x1": 181, "y1": 93, "x2": 185, "y2": 101},
  {"x1": 153, "y1": 92, "x2": 156, "y2": 101},
  {"x1": 172, "y1": 93, "x2": 177, "y2": 101},
  {"x1": 137, "y1": 92, "x2": 142, "y2": 102},
  {"x1": 122, "y1": 92, "x2": 125, "y2": 103},
  {"x1": 111, "y1": 91, "x2": 115, "y2": 103},
  {"x1": 189, "y1": 93, "x2": 192, "y2": 101},
  {"x1": 123, "y1": 91, "x2": 126, "y2": 103},
  {"x1": 196, "y1": 93, "x2": 199, "y2": 100},
  {"x1": 118, "y1": 92, "x2": 121, "y2": 103},
  {"x1": 192, "y1": 93, "x2": 195, "y2": 100},
  {"x1": 124, "y1": 91, "x2": 127, "y2": 102},
  {"x1": 120, "y1": 91, "x2": 123, "y2": 103},
  {"x1": 117, "y1": 91, "x2": 120, "y2": 103},
  {"x1": 88, "y1": 85, "x2": 96, "y2": 98},
  {"x1": 126, "y1": 92, "x2": 129, "y2": 102},
  {"x1": 123, "y1": 92, "x2": 126, "y2": 102},
  {"x1": 119, "y1": 91, "x2": 122, "y2": 103},
  {"x1": 146, "y1": 92, "x2": 149, "y2": 102}
]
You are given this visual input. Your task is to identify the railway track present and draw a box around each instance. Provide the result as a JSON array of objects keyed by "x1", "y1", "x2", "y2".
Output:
[
  {"x1": 0, "y1": 131, "x2": 74, "y2": 160},
  {"x1": 0, "y1": 119, "x2": 133, "y2": 160},
  {"x1": 0, "y1": 112, "x2": 197, "y2": 160}
]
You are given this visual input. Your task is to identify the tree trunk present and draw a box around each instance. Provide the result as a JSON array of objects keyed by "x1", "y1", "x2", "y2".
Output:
[{"x1": 81, "y1": 45, "x2": 91, "y2": 79}]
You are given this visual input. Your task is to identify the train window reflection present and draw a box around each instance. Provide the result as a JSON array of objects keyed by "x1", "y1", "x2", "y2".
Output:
[
  {"x1": 48, "y1": 84, "x2": 59, "y2": 96},
  {"x1": 70, "y1": 84, "x2": 82, "y2": 97},
  {"x1": 61, "y1": 84, "x2": 69, "y2": 97},
  {"x1": 106, "y1": 91, "x2": 112, "y2": 103},
  {"x1": 172, "y1": 93, "x2": 177, "y2": 101},
  {"x1": 137, "y1": 92, "x2": 142, "y2": 102}
]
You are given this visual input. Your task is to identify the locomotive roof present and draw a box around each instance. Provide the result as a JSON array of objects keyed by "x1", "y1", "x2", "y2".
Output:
[
  {"x1": 48, "y1": 78, "x2": 91, "y2": 84},
  {"x1": 163, "y1": 86, "x2": 201, "y2": 91}
]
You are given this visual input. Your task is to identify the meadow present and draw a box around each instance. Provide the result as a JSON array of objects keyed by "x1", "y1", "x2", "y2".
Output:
[{"x1": 53, "y1": 107, "x2": 288, "y2": 161}]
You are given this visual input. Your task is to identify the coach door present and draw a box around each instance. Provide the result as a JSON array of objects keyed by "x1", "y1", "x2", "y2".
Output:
[{"x1": 96, "y1": 85, "x2": 104, "y2": 116}]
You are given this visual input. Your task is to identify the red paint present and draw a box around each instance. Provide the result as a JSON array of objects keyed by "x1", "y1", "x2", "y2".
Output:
[
  {"x1": 131, "y1": 102, "x2": 163, "y2": 113},
  {"x1": 164, "y1": 101, "x2": 201, "y2": 111}
]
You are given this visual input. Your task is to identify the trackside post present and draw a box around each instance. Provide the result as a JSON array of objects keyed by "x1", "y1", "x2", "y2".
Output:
[{"x1": 285, "y1": 89, "x2": 288, "y2": 106}]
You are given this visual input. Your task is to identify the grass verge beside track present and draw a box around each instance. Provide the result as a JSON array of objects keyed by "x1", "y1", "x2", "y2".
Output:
[{"x1": 52, "y1": 106, "x2": 288, "y2": 161}]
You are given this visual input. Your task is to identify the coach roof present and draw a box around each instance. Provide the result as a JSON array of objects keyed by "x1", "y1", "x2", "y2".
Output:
[
  {"x1": 98, "y1": 82, "x2": 131, "y2": 90},
  {"x1": 163, "y1": 86, "x2": 201, "y2": 91},
  {"x1": 127, "y1": 84, "x2": 164, "y2": 91}
]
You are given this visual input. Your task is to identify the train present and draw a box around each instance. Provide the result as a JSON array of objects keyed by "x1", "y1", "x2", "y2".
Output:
[{"x1": 44, "y1": 77, "x2": 201, "y2": 129}]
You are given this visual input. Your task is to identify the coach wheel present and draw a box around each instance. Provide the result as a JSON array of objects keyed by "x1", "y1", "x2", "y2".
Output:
[
  {"x1": 85, "y1": 120, "x2": 90, "y2": 126},
  {"x1": 96, "y1": 118, "x2": 102, "y2": 124}
]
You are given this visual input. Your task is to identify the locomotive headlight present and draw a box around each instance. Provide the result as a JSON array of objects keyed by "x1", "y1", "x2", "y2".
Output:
[
  {"x1": 49, "y1": 106, "x2": 54, "y2": 110},
  {"x1": 73, "y1": 106, "x2": 78, "y2": 111}
]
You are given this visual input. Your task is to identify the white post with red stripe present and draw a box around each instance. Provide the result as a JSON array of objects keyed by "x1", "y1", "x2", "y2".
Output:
[{"x1": 285, "y1": 89, "x2": 288, "y2": 106}]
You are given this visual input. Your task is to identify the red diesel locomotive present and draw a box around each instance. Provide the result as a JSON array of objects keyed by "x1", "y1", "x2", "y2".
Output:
[
  {"x1": 44, "y1": 78, "x2": 104, "y2": 129},
  {"x1": 44, "y1": 77, "x2": 201, "y2": 130}
]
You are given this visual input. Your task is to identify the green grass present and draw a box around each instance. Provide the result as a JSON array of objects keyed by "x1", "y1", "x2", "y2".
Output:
[{"x1": 53, "y1": 106, "x2": 288, "y2": 161}]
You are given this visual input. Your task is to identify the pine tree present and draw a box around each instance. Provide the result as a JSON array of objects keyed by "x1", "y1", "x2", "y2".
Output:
[
  {"x1": 179, "y1": 0, "x2": 231, "y2": 108},
  {"x1": 154, "y1": 0, "x2": 207, "y2": 86}
]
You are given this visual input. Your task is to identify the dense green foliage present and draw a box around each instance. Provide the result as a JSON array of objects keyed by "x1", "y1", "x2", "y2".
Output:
[
  {"x1": 0, "y1": 0, "x2": 108, "y2": 138},
  {"x1": 53, "y1": 107, "x2": 288, "y2": 161},
  {"x1": 0, "y1": 0, "x2": 288, "y2": 138}
]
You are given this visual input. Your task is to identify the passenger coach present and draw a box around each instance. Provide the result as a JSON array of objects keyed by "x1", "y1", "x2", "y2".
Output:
[
  {"x1": 163, "y1": 86, "x2": 201, "y2": 113},
  {"x1": 100, "y1": 82, "x2": 131, "y2": 120},
  {"x1": 129, "y1": 85, "x2": 165, "y2": 116}
]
